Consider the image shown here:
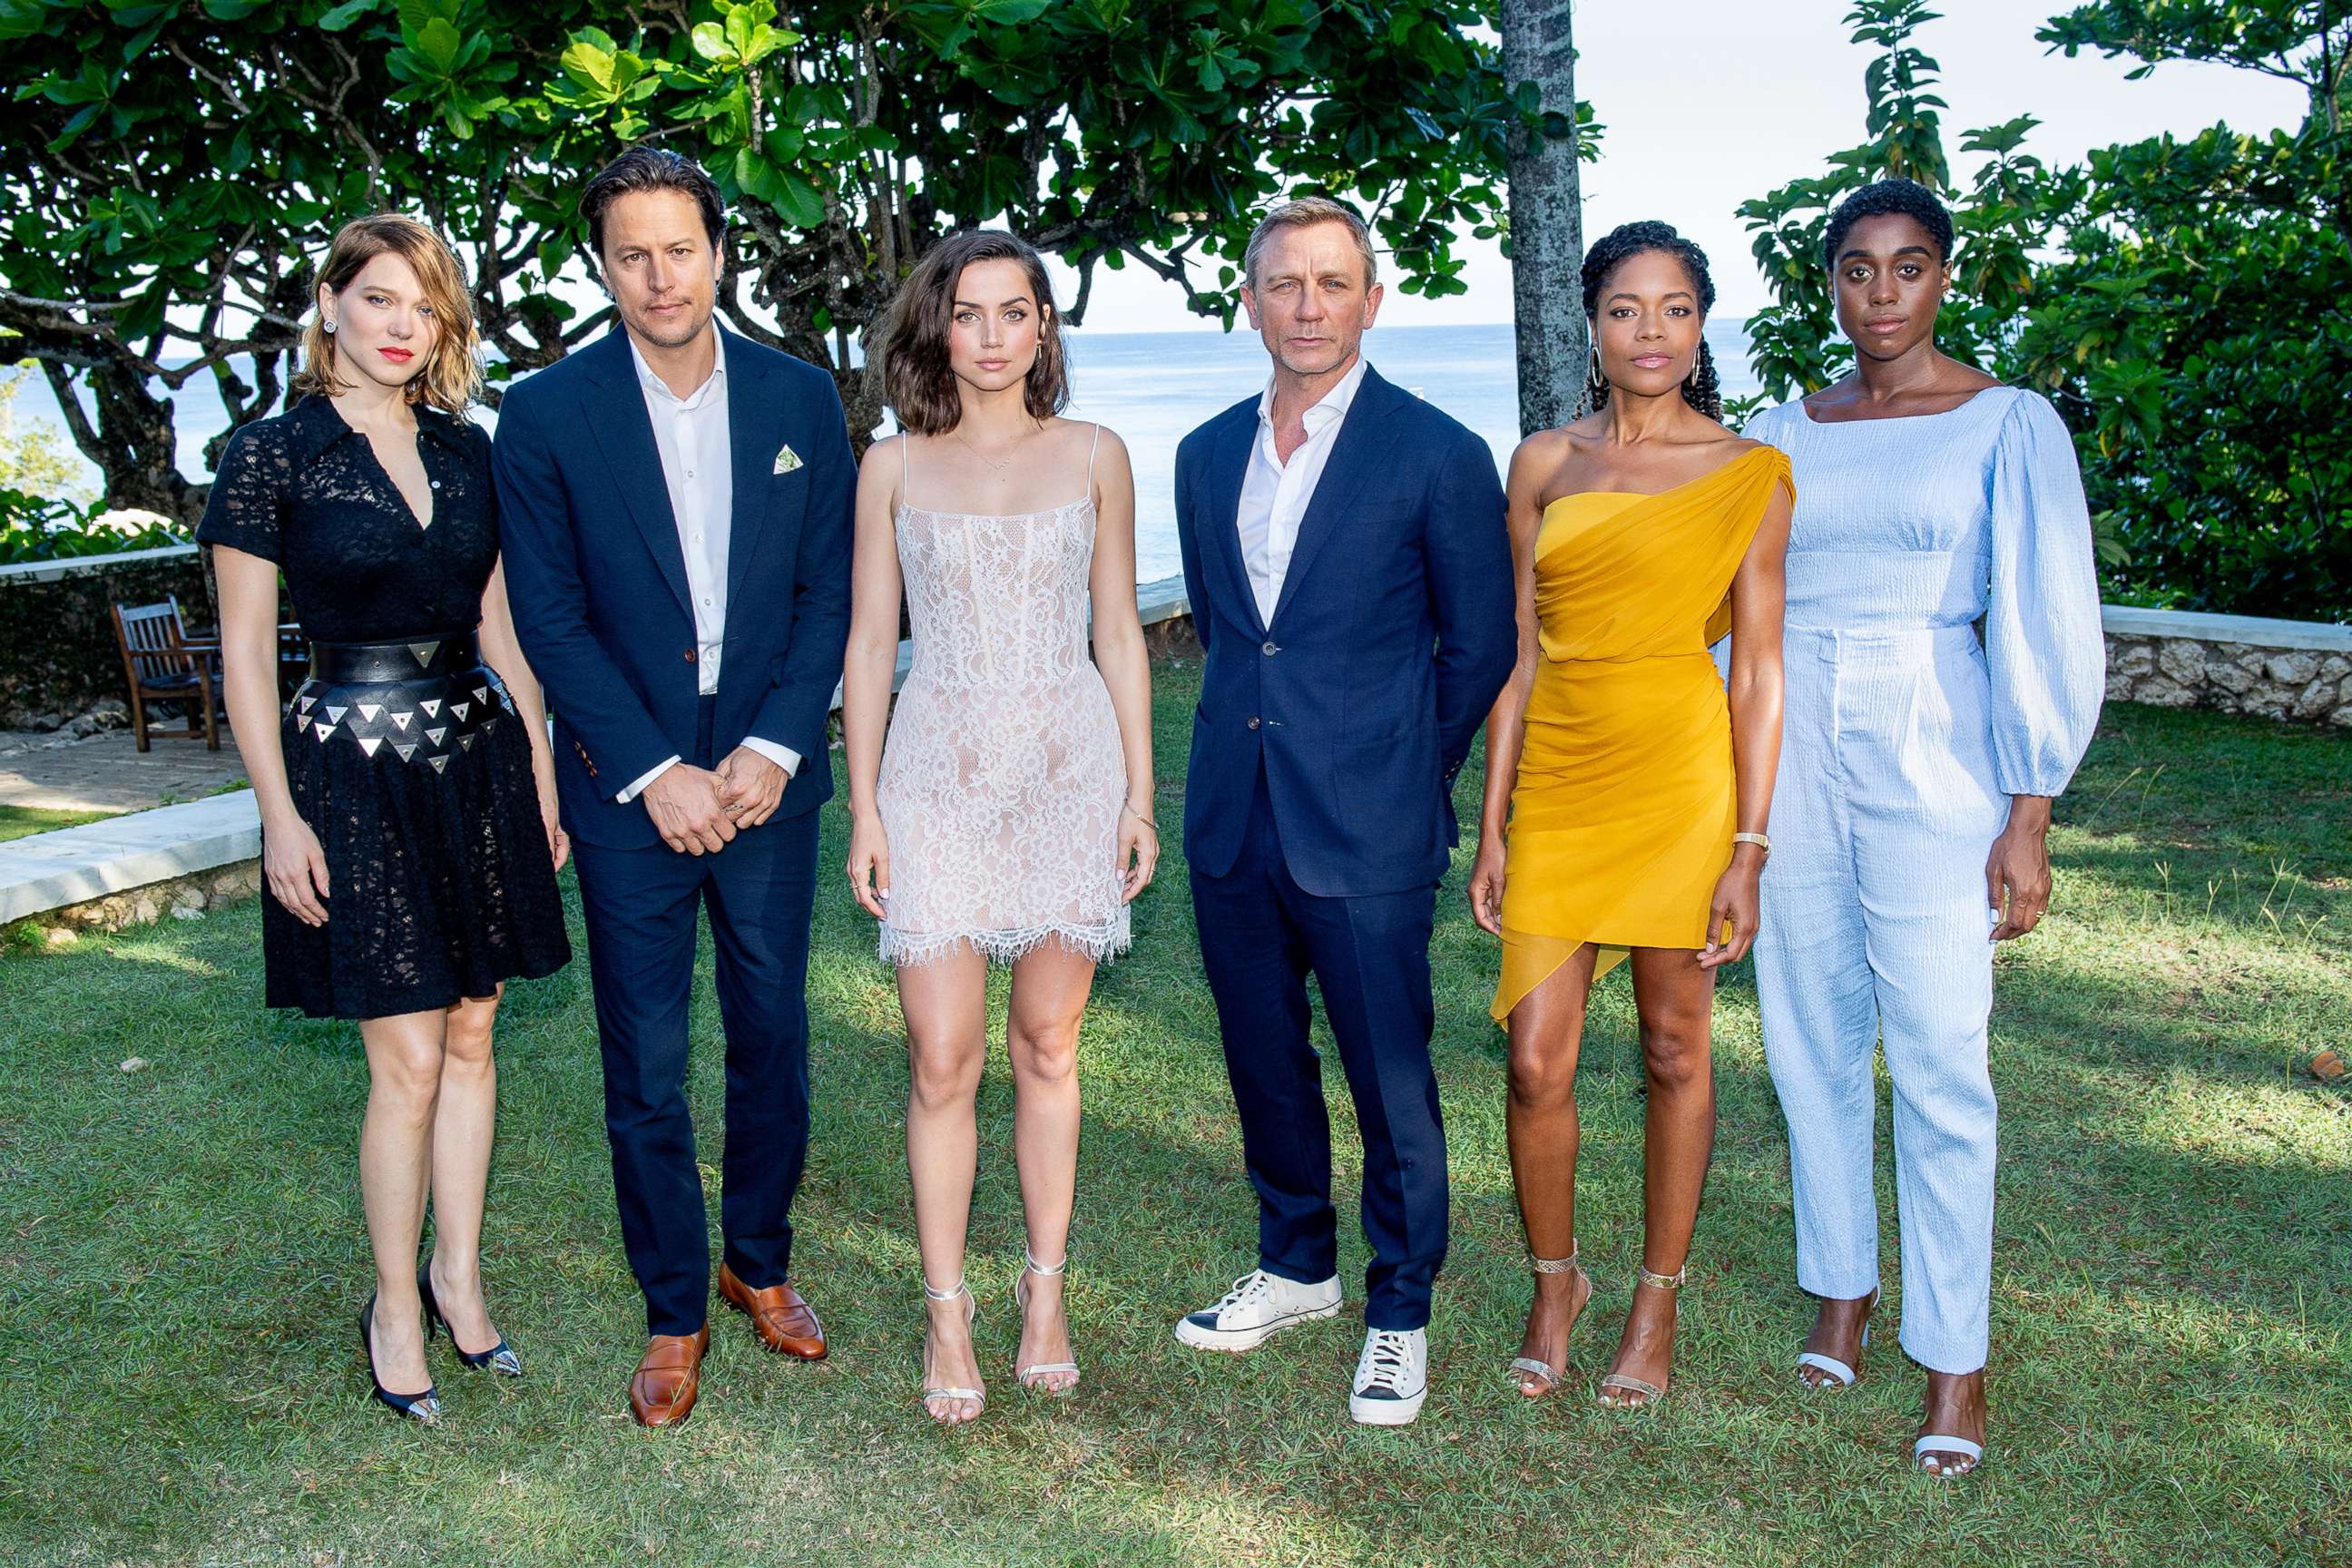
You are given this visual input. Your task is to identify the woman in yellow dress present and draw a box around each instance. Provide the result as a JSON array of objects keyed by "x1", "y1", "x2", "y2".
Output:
[{"x1": 1468, "y1": 222, "x2": 1791, "y2": 1408}]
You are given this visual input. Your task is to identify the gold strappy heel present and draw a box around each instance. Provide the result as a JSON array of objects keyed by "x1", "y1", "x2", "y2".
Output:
[
  {"x1": 919, "y1": 1277, "x2": 984, "y2": 1424},
  {"x1": 1012, "y1": 1250, "x2": 1079, "y2": 1395},
  {"x1": 1507, "y1": 1245, "x2": 1589, "y2": 1397},
  {"x1": 1598, "y1": 1262, "x2": 1686, "y2": 1410}
]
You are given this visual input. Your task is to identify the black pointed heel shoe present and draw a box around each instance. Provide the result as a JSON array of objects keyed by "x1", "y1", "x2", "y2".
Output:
[
  {"x1": 418, "y1": 1262, "x2": 523, "y2": 1377},
  {"x1": 359, "y1": 1292, "x2": 442, "y2": 1423}
]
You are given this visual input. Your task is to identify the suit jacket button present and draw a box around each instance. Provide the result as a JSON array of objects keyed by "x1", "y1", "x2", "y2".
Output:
[
  {"x1": 684, "y1": 648, "x2": 698, "y2": 663},
  {"x1": 1247, "y1": 715, "x2": 1261, "y2": 730},
  {"x1": 1261, "y1": 641, "x2": 1279, "y2": 656}
]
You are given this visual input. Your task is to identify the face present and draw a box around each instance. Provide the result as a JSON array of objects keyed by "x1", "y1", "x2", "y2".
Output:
[
  {"x1": 1240, "y1": 220, "x2": 1383, "y2": 379},
  {"x1": 1831, "y1": 211, "x2": 1951, "y2": 361},
  {"x1": 946, "y1": 258, "x2": 1046, "y2": 397},
  {"x1": 600, "y1": 189, "x2": 721, "y2": 352},
  {"x1": 1589, "y1": 249, "x2": 1705, "y2": 399},
  {"x1": 320, "y1": 252, "x2": 440, "y2": 393}
]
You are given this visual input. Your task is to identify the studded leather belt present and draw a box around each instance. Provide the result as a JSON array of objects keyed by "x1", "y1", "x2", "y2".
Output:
[
  {"x1": 306, "y1": 632, "x2": 479, "y2": 683},
  {"x1": 290, "y1": 632, "x2": 513, "y2": 767}
]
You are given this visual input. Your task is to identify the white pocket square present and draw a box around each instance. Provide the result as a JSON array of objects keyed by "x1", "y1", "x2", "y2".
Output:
[{"x1": 773, "y1": 445, "x2": 802, "y2": 475}]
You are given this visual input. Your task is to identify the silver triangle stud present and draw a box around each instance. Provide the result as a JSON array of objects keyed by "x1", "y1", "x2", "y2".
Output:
[
  {"x1": 450, "y1": 702, "x2": 469, "y2": 721},
  {"x1": 325, "y1": 705, "x2": 348, "y2": 724},
  {"x1": 390, "y1": 712, "x2": 413, "y2": 731},
  {"x1": 358, "y1": 737, "x2": 383, "y2": 757},
  {"x1": 420, "y1": 699, "x2": 442, "y2": 719},
  {"x1": 358, "y1": 703, "x2": 383, "y2": 723},
  {"x1": 409, "y1": 642, "x2": 439, "y2": 667},
  {"x1": 429, "y1": 755, "x2": 448, "y2": 774},
  {"x1": 395, "y1": 743, "x2": 417, "y2": 762},
  {"x1": 297, "y1": 694, "x2": 318, "y2": 713},
  {"x1": 314, "y1": 723, "x2": 338, "y2": 741},
  {"x1": 458, "y1": 734, "x2": 475, "y2": 751},
  {"x1": 425, "y1": 728, "x2": 447, "y2": 746},
  {"x1": 473, "y1": 686, "x2": 489, "y2": 705}
]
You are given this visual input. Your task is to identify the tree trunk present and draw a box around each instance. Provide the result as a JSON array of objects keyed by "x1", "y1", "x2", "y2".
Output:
[{"x1": 1503, "y1": 0, "x2": 1586, "y2": 437}]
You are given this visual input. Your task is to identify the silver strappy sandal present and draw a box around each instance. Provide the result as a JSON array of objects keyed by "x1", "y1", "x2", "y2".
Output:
[
  {"x1": 1507, "y1": 1245, "x2": 1589, "y2": 1396},
  {"x1": 1598, "y1": 1262, "x2": 1686, "y2": 1409},
  {"x1": 1796, "y1": 1288, "x2": 1878, "y2": 1389},
  {"x1": 1012, "y1": 1250, "x2": 1079, "y2": 1395},
  {"x1": 919, "y1": 1277, "x2": 984, "y2": 1424}
]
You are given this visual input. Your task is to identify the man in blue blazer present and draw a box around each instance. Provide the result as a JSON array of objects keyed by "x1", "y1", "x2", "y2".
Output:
[
  {"x1": 494, "y1": 150, "x2": 853, "y2": 1427},
  {"x1": 1170, "y1": 199, "x2": 1514, "y2": 1425}
]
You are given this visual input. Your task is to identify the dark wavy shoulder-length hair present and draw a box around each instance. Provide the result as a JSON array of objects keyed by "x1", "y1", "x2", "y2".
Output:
[{"x1": 881, "y1": 230, "x2": 1069, "y2": 436}]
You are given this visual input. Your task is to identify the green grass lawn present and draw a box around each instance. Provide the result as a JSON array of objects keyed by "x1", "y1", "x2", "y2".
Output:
[
  {"x1": 0, "y1": 804, "x2": 117, "y2": 843},
  {"x1": 4, "y1": 666, "x2": 2347, "y2": 1566}
]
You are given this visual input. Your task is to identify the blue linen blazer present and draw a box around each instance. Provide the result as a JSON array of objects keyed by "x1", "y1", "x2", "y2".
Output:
[
  {"x1": 493, "y1": 325, "x2": 855, "y2": 849},
  {"x1": 1173, "y1": 364, "x2": 1514, "y2": 897}
]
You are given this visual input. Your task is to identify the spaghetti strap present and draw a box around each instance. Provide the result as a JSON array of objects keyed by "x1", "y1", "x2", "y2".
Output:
[
  {"x1": 1087, "y1": 422, "x2": 1102, "y2": 495},
  {"x1": 900, "y1": 432, "x2": 913, "y2": 509}
]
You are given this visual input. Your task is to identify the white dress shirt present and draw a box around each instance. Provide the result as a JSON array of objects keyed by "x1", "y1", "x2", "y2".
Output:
[
  {"x1": 1236, "y1": 355, "x2": 1370, "y2": 626},
  {"x1": 616, "y1": 330, "x2": 799, "y2": 804}
]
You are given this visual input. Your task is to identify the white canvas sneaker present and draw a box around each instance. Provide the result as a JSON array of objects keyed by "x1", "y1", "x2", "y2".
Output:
[
  {"x1": 1348, "y1": 1327, "x2": 1428, "y2": 1426},
  {"x1": 1173, "y1": 1269, "x2": 1344, "y2": 1353}
]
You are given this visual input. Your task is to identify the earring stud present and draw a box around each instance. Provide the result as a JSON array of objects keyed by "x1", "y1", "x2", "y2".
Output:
[{"x1": 323, "y1": 317, "x2": 338, "y2": 335}]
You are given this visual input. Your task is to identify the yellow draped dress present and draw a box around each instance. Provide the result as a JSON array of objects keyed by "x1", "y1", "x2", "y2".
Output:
[{"x1": 1491, "y1": 445, "x2": 1794, "y2": 1024}]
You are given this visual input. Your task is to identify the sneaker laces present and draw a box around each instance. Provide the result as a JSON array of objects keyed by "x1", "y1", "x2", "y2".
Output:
[
  {"x1": 1208, "y1": 1270, "x2": 1279, "y2": 1318},
  {"x1": 1357, "y1": 1328, "x2": 1417, "y2": 1394}
]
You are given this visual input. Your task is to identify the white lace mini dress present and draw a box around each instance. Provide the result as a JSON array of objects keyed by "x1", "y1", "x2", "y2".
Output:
[{"x1": 876, "y1": 426, "x2": 1132, "y2": 967}]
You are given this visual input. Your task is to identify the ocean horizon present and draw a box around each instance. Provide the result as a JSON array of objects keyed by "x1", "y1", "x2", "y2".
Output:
[{"x1": 10, "y1": 318, "x2": 1765, "y2": 585}]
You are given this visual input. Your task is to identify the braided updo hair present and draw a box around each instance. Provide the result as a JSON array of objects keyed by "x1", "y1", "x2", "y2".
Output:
[{"x1": 1580, "y1": 220, "x2": 1723, "y2": 421}]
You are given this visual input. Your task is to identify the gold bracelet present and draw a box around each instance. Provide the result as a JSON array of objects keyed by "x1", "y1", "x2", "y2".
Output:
[
  {"x1": 1122, "y1": 804, "x2": 1159, "y2": 833},
  {"x1": 1731, "y1": 831, "x2": 1770, "y2": 854}
]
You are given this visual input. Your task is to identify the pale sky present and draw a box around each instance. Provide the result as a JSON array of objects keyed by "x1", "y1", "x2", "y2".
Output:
[{"x1": 1048, "y1": 0, "x2": 2309, "y2": 329}]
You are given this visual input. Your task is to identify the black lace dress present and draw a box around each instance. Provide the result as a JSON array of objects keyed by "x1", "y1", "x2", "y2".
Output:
[{"x1": 198, "y1": 395, "x2": 571, "y2": 1021}]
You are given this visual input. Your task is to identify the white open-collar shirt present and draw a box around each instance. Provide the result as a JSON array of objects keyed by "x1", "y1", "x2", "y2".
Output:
[
  {"x1": 1237, "y1": 355, "x2": 1369, "y2": 626},
  {"x1": 616, "y1": 328, "x2": 799, "y2": 804}
]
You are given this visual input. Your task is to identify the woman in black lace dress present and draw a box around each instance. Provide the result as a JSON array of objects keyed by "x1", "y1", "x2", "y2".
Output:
[{"x1": 201, "y1": 215, "x2": 571, "y2": 1423}]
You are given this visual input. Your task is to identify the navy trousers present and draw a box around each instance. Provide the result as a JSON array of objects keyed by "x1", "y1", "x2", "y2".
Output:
[
  {"x1": 1189, "y1": 765, "x2": 1448, "y2": 1330},
  {"x1": 570, "y1": 698, "x2": 819, "y2": 1337}
]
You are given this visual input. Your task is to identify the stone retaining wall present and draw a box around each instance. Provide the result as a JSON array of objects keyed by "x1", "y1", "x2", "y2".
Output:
[
  {"x1": 21, "y1": 859, "x2": 261, "y2": 937},
  {"x1": 0, "y1": 545, "x2": 212, "y2": 730},
  {"x1": 2100, "y1": 608, "x2": 2352, "y2": 727}
]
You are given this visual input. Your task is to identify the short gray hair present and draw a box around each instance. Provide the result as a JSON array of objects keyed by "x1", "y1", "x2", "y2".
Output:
[{"x1": 1241, "y1": 197, "x2": 1378, "y2": 292}]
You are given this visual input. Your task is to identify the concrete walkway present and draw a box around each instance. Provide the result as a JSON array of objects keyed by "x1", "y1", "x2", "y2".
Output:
[{"x1": 0, "y1": 728, "x2": 250, "y2": 814}]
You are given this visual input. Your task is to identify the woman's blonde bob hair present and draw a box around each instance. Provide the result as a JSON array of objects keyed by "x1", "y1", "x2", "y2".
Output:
[{"x1": 292, "y1": 213, "x2": 481, "y2": 413}]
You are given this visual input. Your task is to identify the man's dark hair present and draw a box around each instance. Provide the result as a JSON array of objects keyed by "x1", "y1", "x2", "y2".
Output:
[
  {"x1": 581, "y1": 147, "x2": 727, "y2": 259},
  {"x1": 1821, "y1": 178, "x2": 1955, "y2": 270}
]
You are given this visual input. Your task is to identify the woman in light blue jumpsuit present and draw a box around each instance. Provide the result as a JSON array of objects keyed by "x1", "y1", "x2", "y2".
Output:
[{"x1": 1743, "y1": 180, "x2": 2105, "y2": 1477}]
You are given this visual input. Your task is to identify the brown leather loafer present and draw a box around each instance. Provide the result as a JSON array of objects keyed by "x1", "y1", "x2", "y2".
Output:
[
  {"x1": 629, "y1": 1325, "x2": 710, "y2": 1428},
  {"x1": 718, "y1": 1263, "x2": 828, "y2": 1359}
]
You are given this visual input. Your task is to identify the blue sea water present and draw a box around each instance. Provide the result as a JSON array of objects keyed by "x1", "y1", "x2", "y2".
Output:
[{"x1": 12, "y1": 318, "x2": 1761, "y2": 586}]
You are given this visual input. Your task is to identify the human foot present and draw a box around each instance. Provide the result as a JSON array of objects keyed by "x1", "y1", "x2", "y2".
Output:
[
  {"x1": 1013, "y1": 1252, "x2": 1078, "y2": 1394},
  {"x1": 920, "y1": 1281, "x2": 985, "y2": 1425},
  {"x1": 1597, "y1": 1264, "x2": 1684, "y2": 1409},
  {"x1": 1916, "y1": 1367, "x2": 1987, "y2": 1476},
  {"x1": 1797, "y1": 1288, "x2": 1877, "y2": 1389},
  {"x1": 1511, "y1": 1251, "x2": 1592, "y2": 1397}
]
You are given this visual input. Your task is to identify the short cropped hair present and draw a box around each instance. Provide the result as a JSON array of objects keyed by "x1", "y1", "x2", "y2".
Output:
[
  {"x1": 879, "y1": 230, "x2": 1070, "y2": 436},
  {"x1": 581, "y1": 147, "x2": 727, "y2": 260},
  {"x1": 1241, "y1": 196, "x2": 1378, "y2": 292},
  {"x1": 294, "y1": 213, "x2": 480, "y2": 414},
  {"x1": 1822, "y1": 178, "x2": 1955, "y2": 270}
]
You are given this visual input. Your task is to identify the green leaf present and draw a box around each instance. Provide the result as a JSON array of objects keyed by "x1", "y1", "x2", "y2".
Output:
[{"x1": 318, "y1": 0, "x2": 379, "y2": 30}]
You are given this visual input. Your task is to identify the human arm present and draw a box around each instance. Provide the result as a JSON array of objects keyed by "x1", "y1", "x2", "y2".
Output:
[
  {"x1": 1984, "y1": 395, "x2": 2107, "y2": 941},
  {"x1": 1087, "y1": 428, "x2": 1158, "y2": 902},
  {"x1": 475, "y1": 554, "x2": 568, "y2": 874},
  {"x1": 1172, "y1": 433, "x2": 1211, "y2": 659},
  {"x1": 1700, "y1": 469, "x2": 1792, "y2": 969},
  {"x1": 738, "y1": 375, "x2": 857, "y2": 791},
  {"x1": 1467, "y1": 436, "x2": 1553, "y2": 936},
  {"x1": 839, "y1": 437, "x2": 905, "y2": 920},
  {"x1": 213, "y1": 545, "x2": 329, "y2": 926},
  {"x1": 1427, "y1": 428, "x2": 1517, "y2": 780}
]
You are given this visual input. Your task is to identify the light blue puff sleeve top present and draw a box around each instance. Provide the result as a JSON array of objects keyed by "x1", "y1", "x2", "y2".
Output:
[{"x1": 1982, "y1": 392, "x2": 2107, "y2": 797}]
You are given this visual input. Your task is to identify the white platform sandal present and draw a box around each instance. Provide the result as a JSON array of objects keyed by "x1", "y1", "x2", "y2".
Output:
[
  {"x1": 919, "y1": 1277, "x2": 984, "y2": 1424},
  {"x1": 1914, "y1": 1434, "x2": 1984, "y2": 1476},
  {"x1": 1507, "y1": 1245, "x2": 1589, "y2": 1396},
  {"x1": 1012, "y1": 1250, "x2": 1079, "y2": 1395},
  {"x1": 1796, "y1": 1289, "x2": 1878, "y2": 1389}
]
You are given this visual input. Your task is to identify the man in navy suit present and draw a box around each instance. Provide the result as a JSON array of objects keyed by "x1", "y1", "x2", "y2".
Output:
[
  {"x1": 494, "y1": 149, "x2": 853, "y2": 1427},
  {"x1": 1170, "y1": 198, "x2": 1514, "y2": 1425}
]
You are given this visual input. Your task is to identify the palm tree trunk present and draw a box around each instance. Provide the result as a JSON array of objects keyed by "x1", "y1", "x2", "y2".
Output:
[{"x1": 1503, "y1": 0, "x2": 1585, "y2": 436}]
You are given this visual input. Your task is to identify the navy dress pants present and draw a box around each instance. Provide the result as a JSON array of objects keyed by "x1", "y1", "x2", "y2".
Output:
[
  {"x1": 1189, "y1": 765, "x2": 1448, "y2": 1330},
  {"x1": 569, "y1": 698, "x2": 819, "y2": 1337}
]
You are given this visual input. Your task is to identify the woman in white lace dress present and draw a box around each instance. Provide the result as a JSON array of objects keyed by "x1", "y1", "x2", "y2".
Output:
[{"x1": 842, "y1": 230, "x2": 1157, "y2": 1425}]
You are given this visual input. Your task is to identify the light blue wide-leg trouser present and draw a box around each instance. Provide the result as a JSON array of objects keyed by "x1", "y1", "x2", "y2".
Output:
[{"x1": 1757, "y1": 625, "x2": 2004, "y2": 1375}]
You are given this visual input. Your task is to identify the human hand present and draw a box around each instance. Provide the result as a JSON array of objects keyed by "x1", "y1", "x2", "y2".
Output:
[
  {"x1": 715, "y1": 746, "x2": 790, "y2": 828},
  {"x1": 846, "y1": 810, "x2": 890, "y2": 919},
  {"x1": 263, "y1": 810, "x2": 331, "y2": 926},
  {"x1": 540, "y1": 785, "x2": 571, "y2": 875},
  {"x1": 1986, "y1": 800, "x2": 2054, "y2": 941},
  {"x1": 1467, "y1": 836, "x2": 1507, "y2": 936},
  {"x1": 642, "y1": 763, "x2": 738, "y2": 856},
  {"x1": 1698, "y1": 846, "x2": 1765, "y2": 968},
  {"x1": 1117, "y1": 802, "x2": 1159, "y2": 904}
]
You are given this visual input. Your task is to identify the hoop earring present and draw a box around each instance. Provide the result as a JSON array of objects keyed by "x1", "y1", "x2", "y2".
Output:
[{"x1": 1583, "y1": 342, "x2": 1610, "y2": 411}]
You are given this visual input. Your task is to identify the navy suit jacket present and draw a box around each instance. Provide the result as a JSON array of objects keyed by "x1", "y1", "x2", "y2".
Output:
[
  {"x1": 494, "y1": 326, "x2": 855, "y2": 850},
  {"x1": 1173, "y1": 364, "x2": 1514, "y2": 897}
]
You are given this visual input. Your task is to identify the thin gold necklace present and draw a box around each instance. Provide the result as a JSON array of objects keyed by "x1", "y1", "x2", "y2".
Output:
[{"x1": 954, "y1": 423, "x2": 1034, "y2": 473}]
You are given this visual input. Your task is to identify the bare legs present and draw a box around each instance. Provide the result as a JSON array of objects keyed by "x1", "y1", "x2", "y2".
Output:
[
  {"x1": 357, "y1": 987, "x2": 507, "y2": 1396},
  {"x1": 1504, "y1": 946, "x2": 1717, "y2": 1406},
  {"x1": 899, "y1": 943, "x2": 1096, "y2": 1422}
]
